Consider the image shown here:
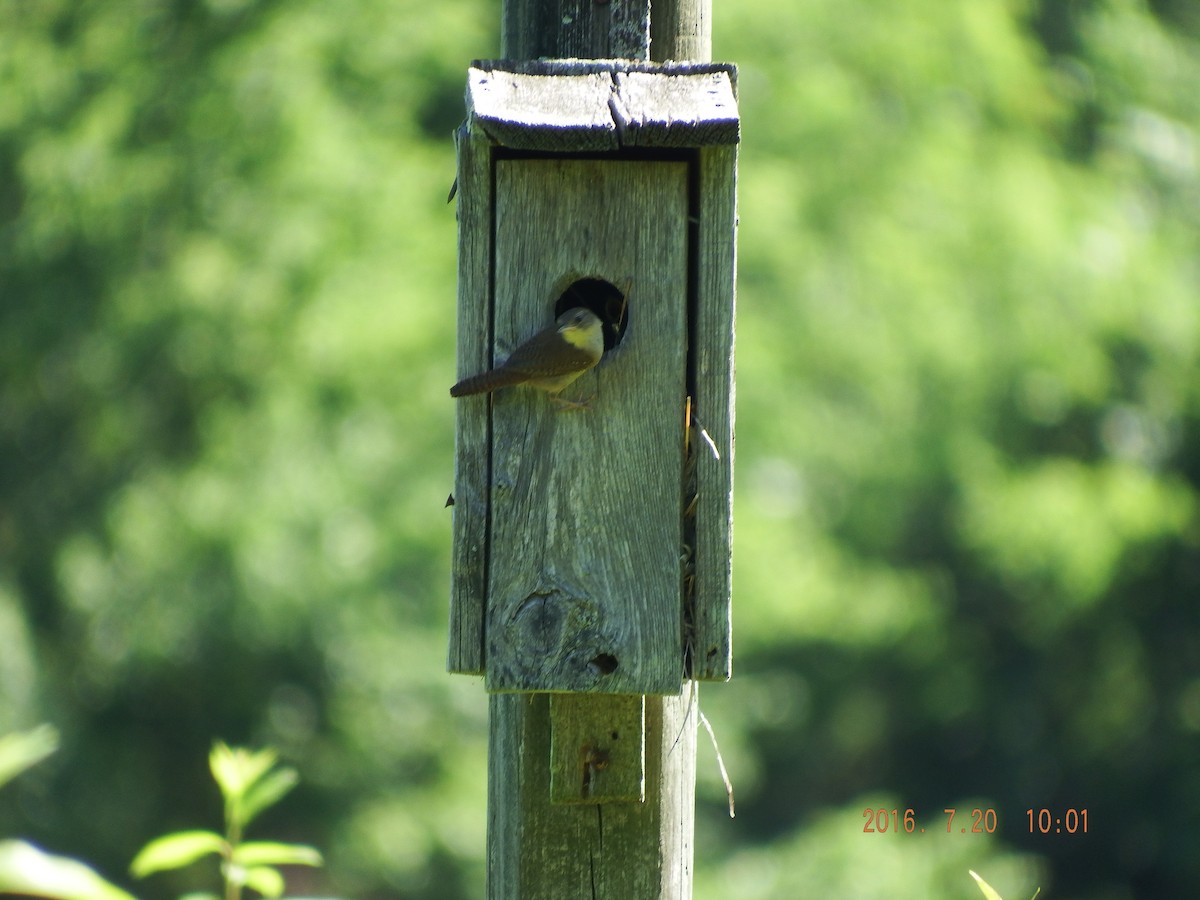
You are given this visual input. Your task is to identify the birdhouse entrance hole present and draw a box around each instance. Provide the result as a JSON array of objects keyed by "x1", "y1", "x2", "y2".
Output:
[{"x1": 554, "y1": 277, "x2": 629, "y2": 352}]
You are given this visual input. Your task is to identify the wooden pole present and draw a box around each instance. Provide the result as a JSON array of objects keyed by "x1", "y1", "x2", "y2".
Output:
[
  {"x1": 651, "y1": 0, "x2": 712, "y2": 62},
  {"x1": 489, "y1": 692, "x2": 697, "y2": 898},
  {"x1": 501, "y1": 0, "x2": 710, "y2": 62},
  {"x1": 484, "y1": 5, "x2": 715, "y2": 898}
]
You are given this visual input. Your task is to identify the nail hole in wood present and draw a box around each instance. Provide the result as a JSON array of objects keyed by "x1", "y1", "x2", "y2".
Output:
[{"x1": 590, "y1": 652, "x2": 619, "y2": 674}]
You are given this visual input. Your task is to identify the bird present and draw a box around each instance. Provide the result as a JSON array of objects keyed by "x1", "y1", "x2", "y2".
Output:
[{"x1": 450, "y1": 307, "x2": 605, "y2": 401}]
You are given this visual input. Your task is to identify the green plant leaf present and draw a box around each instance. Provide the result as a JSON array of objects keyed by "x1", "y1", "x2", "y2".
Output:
[
  {"x1": 231, "y1": 842, "x2": 322, "y2": 868},
  {"x1": 209, "y1": 743, "x2": 278, "y2": 806},
  {"x1": 129, "y1": 831, "x2": 227, "y2": 878},
  {"x1": 969, "y1": 869, "x2": 1005, "y2": 900},
  {"x1": 238, "y1": 767, "x2": 298, "y2": 830},
  {"x1": 240, "y1": 865, "x2": 285, "y2": 898},
  {"x1": 0, "y1": 725, "x2": 59, "y2": 790},
  {"x1": 0, "y1": 839, "x2": 137, "y2": 900}
]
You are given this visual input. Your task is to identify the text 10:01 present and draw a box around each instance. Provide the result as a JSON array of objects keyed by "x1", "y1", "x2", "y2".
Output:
[{"x1": 1026, "y1": 808, "x2": 1087, "y2": 834}]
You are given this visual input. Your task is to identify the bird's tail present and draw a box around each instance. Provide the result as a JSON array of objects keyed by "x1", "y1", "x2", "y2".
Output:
[{"x1": 450, "y1": 367, "x2": 526, "y2": 397}]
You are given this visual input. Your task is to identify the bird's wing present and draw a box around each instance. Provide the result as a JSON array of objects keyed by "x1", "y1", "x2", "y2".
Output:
[{"x1": 502, "y1": 330, "x2": 599, "y2": 377}]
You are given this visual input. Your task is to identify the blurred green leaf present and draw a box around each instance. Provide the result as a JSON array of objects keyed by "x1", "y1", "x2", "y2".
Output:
[
  {"x1": 209, "y1": 742, "x2": 278, "y2": 809},
  {"x1": 238, "y1": 767, "x2": 299, "y2": 830},
  {"x1": 238, "y1": 865, "x2": 284, "y2": 898},
  {"x1": 970, "y1": 870, "x2": 1005, "y2": 900},
  {"x1": 0, "y1": 840, "x2": 136, "y2": 900},
  {"x1": 231, "y1": 842, "x2": 322, "y2": 868},
  {"x1": 0, "y1": 725, "x2": 58, "y2": 789},
  {"x1": 129, "y1": 831, "x2": 226, "y2": 878}
]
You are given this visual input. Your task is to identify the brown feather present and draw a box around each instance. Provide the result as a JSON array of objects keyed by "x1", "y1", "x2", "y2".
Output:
[
  {"x1": 449, "y1": 367, "x2": 532, "y2": 397},
  {"x1": 501, "y1": 329, "x2": 600, "y2": 378},
  {"x1": 450, "y1": 308, "x2": 604, "y2": 398}
]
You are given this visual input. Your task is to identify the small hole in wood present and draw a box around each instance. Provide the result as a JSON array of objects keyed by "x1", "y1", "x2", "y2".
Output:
[
  {"x1": 590, "y1": 652, "x2": 619, "y2": 675},
  {"x1": 554, "y1": 277, "x2": 628, "y2": 352}
]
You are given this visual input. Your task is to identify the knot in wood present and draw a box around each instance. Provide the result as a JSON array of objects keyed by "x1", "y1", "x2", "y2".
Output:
[{"x1": 511, "y1": 585, "x2": 598, "y2": 656}]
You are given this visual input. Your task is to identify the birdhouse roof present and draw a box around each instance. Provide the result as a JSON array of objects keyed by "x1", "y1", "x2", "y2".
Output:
[{"x1": 466, "y1": 59, "x2": 740, "y2": 152}]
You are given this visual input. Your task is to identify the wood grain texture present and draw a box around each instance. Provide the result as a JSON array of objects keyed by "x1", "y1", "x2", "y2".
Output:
[
  {"x1": 472, "y1": 58, "x2": 735, "y2": 79},
  {"x1": 469, "y1": 70, "x2": 619, "y2": 151},
  {"x1": 486, "y1": 159, "x2": 688, "y2": 695},
  {"x1": 649, "y1": 0, "x2": 712, "y2": 62},
  {"x1": 448, "y1": 125, "x2": 493, "y2": 675},
  {"x1": 549, "y1": 694, "x2": 645, "y2": 803},
  {"x1": 691, "y1": 144, "x2": 738, "y2": 681},
  {"x1": 488, "y1": 690, "x2": 697, "y2": 899},
  {"x1": 467, "y1": 61, "x2": 738, "y2": 152},
  {"x1": 612, "y1": 70, "x2": 738, "y2": 146},
  {"x1": 502, "y1": 0, "x2": 651, "y2": 61}
]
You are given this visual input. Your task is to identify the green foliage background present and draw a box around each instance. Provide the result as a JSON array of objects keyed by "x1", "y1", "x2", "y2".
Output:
[{"x1": 1, "y1": 0, "x2": 1197, "y2": 897}]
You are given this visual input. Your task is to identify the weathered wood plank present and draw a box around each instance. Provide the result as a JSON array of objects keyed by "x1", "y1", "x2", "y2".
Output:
[
  {"x1": 691, "y1": 144, "x2": 738, "y2": 681},
  {"x1": 448, "y1": 124, "x2": 493, "y2": 675},
  {"x1": 549, "y1": 694, "x2": 645, "y2": 803},
  {"x1": 649, "y1": 0, "x2": 712, "y2": 63},
  {"x1": 488, "y1": 690, "x2": 697, "y2": 899},
  {"x1": 612, "y1": 70, "x2": 739, "y2": 146},
  {"x1": 501, "y1": 1, "x2": 651, "y2": 61},
  {"x1": 468, "y1": 69, "x2": 619, "y2": 151},
  {"x1": 467, "y1": 61, "x2": 738, "y2": 151},
  {"x1": 486, "y1": 158, "x2": 689, "y2": 695},
  {"x1": 472, "y1": 58, "x2": 735, "y2": 79}
]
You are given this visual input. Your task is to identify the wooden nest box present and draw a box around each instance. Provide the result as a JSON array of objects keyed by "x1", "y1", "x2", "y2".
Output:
[{"x1": 449, "y1": 59, "x2": 739, "y2": 695}]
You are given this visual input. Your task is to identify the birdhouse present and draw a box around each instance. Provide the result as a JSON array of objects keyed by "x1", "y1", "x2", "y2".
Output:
[{"x1": 448, "y1": 59, "x2": 738, "y2": 695}]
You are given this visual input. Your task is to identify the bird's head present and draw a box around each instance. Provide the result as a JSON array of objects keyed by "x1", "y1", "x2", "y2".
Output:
[{"x1": 556, "y1": 307, "x2": 605, "y2": 355}]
